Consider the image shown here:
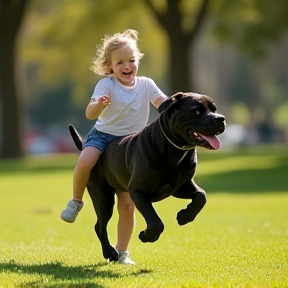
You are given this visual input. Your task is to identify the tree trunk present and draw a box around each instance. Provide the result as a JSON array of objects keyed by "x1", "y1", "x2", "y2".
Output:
[
  {"x1": 143, "y1": 0, "x2": 210, "y2": 94},
  {"x1": 168, "y1": 35, "x2": 192, "y2": 93},
  {"x1": 0, "y1": 0, "x2": 29, "y2": 159},
  {"x1": 0, "y1": 36, "x2": 24, "y2": 158}
]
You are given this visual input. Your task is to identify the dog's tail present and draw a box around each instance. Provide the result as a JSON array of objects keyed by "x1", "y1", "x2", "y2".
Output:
[{"x1": 68, "y1": 124, "x2": 83, "y2": 151}]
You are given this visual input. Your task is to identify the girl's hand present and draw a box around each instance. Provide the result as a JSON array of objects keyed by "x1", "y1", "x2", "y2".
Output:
[
  {"x1": 98, "y1": 95, "x2": 111, "y2": 107},
  {"x1": 86, "y1": 95, "x2": 111, "y2": 119}
]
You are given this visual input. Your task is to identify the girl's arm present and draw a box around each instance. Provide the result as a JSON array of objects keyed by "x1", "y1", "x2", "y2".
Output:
[
  {"x1": 85, "y1": 95, "x2": 111, "y2": 120},
  {"x1": 153, "y1": 95, "x2": 169, "y2": 109}
]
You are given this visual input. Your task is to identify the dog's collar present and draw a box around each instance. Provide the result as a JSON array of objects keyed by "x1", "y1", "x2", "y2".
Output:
[{"x1": 159, "y1": 118, "x2": 195, "y2": 151}]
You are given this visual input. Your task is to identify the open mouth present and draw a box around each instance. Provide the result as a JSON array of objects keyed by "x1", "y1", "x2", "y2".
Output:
[
  {"x1": 188, "y1": 131, "x2": 221, "y2": 150},
  {"x1": 123, "y1": 71, "x2": 132, "y2": 75}
]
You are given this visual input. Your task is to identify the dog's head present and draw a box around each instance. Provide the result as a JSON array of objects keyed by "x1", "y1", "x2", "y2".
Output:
[{"x1": 158, "y1": 92, "x2": 226, "y2": 150}]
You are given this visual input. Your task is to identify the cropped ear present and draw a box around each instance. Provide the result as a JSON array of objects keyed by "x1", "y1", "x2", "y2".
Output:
[
  {"x1": 157, "y1": 92, "x2": 185, "y2": 113},
  {"x1": 172, "y1": 92, "x2": 184, "y2": 101}
]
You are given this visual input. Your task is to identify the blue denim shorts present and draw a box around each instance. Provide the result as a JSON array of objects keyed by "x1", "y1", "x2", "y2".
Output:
[{"x1": 84, "y1": 127, "x2": 122, "y2": 152}]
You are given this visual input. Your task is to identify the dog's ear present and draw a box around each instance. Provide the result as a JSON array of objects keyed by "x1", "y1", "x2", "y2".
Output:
[
  {"x1": 157, "y1": 92, "x2": 185, "y2": 113},
  {"x1": 172, "y1": 92, "x2": 185, "y2": 101}
]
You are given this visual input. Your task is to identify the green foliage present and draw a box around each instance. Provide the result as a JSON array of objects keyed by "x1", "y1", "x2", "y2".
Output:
[
  {"x1": 211, "y1": 0, "x2": 288, "y2": 59},
  {"x1": 0, "y1": 146, "x2": 287, "y2": 287},
  {"x1": 18, "y1": 0, "x2": 288, "y2": 140},
  {"x1": 21, "y1": 0, "x2": 167, "y2": 106},
  {"x1": 275, "y1": 101, "x2": 288, "y2": 128},
  {"x1": 28, "y1": 83, "x2": 72, "y2": 128}
]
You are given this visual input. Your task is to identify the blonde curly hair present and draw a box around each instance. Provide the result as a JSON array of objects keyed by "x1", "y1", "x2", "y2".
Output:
[{"x1": 91, "y1": 29, "x2": 144, "y2": 76}]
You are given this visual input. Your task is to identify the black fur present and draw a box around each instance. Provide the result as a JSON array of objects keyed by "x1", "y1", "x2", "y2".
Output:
[{"x1": 69, "y1": 92, "x2": 226, "y2": 262}]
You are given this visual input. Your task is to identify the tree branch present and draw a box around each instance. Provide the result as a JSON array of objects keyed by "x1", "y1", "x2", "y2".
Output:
[
  {"x1": 186, "y1": 0, "x2": 211, "y2": 41},
  {"x1": 142, "y1": 0, "x2": 168, "y2": 28},
  {"x1": 143, "y1": 0, "x2": 210, "y2": 44}
]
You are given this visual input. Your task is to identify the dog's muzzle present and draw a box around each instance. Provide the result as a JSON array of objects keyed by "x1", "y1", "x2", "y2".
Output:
[
  {"x1": 187, "y1": 114, "x2": 226, "y2": 150},
  {"x1": 188, "y1": 132, "x2": 221, "y2": 150}
]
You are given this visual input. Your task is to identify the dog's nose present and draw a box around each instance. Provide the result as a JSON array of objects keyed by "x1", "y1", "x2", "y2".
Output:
[{"x1": 215, "y1": 114, "x2": 225, "y2": 123}]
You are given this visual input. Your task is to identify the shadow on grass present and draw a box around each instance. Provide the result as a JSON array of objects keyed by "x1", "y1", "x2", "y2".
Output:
[
  {"x1": 1, "y1": 146, "x2": 287, "y2": 194},
  {"x1": 196, "y1": 159, "x2": 288, "y2": 193},
  {"x1": 0, "y1": 260, "x2": 152, "y2": 288}
]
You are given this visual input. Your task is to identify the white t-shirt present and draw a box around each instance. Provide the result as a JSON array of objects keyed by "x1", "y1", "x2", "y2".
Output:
[{"x1": 91, "y1": 75, "x2": 166, "y2": 136}]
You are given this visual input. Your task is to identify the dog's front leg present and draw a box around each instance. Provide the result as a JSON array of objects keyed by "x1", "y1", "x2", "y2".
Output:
[
  {"x1": 130, "y1": 191, "x2": 164, "y2": 243},
  {"x1": 173, "y1": 180, "x2": 207, "y2": 226},
  {"x1": 176, "y1": 191, "x2": 207, "y2": 225}
]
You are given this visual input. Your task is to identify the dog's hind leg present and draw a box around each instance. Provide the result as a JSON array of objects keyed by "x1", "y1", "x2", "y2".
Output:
[
  {"x1": 173, "y1": 180, "x2": 207, "y2": 226},
  {"x1": 88, "y1": 182, "x2": 119, "y2": 262}
]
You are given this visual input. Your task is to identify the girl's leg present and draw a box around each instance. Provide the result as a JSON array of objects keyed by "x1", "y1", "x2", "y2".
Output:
[
  {"x1": 73, "y1": 146, "x2": 102, "y2": 201},
  {"x1": 61, "y1": 146, "x2": 101, "y2": 223},
  {"x1": 116, "y1": 192, "x2": 136, "y2": 264}
]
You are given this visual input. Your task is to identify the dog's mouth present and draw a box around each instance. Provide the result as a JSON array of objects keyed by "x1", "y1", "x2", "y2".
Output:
[{"x1": 188, "y1": 131, "x2": 221, "y2": 150}]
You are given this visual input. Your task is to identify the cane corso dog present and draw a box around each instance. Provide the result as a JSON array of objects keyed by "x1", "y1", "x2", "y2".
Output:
[{"x1": 69, "y1": 92, "x2": 226, "y2": 262}]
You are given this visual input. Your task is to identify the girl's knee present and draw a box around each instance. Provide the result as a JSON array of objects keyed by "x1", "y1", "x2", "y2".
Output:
[
  {"x1": 75, "y1": 159, "x2": 93, "y2": 170},
  {"x1": 118, "y1": 202, "x2": 135, "y2": 216},
  {"x1": 76, "y1": 147, "x2": 100, "y2": 170},
  {"x1": 117, "y1": 192, "x2": 135, "y2": 217}
]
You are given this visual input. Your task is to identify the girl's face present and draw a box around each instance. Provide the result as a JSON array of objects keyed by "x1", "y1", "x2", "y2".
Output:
[{"x1": 109, "y1": 44, "x2": 139, "y2": 86}]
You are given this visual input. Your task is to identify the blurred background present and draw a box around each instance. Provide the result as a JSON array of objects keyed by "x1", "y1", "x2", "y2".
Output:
[{"x1": 1, "y1": 0, "x2": 288, "y2": 158}]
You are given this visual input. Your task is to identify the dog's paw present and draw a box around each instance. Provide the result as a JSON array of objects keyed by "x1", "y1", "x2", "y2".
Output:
[
  {"x1": 177, "y1": 209, "x2": 196, "y2": 226},
  {"x1": 138, "y1": 226, "x2": 164, "y2": 243},
  {"x1": 103, "y1": 246, "x2": 119, "y2": 262}
]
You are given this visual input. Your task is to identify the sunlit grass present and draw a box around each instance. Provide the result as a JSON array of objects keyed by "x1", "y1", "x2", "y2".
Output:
[{"x1": 0, "y1": 146, "x2": 287, "y2": 288}]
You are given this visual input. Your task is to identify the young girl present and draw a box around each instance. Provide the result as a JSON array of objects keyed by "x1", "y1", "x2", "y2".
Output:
[{"x1": 61, "y1": 29, "x2": 168, "y2": 264}]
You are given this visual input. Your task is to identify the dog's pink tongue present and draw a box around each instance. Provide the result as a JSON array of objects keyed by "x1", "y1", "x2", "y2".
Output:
[{"x1": 202, "y1": 135, "x2": 221, "y2": 150}]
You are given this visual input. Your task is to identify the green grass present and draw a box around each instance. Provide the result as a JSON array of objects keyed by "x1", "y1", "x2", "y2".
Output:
[{"x1": 0, "y1": 145, "x2": 287, "y2": 288}]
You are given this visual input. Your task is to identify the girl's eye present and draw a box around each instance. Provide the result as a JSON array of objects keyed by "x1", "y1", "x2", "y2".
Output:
[
  {"x1": 130, "y1": 59, "x2": 135, "y2": 63},
  {"x1": 117, "y1": 61, "x2": 123, "y2": 65}
]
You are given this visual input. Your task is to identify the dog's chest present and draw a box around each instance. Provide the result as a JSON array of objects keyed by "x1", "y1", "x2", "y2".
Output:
[
  {"x1": 170, "y1": 165, "x2": 196, "y2": 185},
  {"x1": 149, "y1": 161, "x2": 197, "y2": 202}
]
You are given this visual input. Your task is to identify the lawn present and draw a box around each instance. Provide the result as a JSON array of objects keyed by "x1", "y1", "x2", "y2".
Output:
[{"x1": 0, "y1": 145, "x2": 287, "y2": 288}]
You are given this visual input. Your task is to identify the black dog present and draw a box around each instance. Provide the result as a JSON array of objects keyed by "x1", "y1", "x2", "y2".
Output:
[{"x1": 69, "y1": 92, "x2": 226, "y2": 262}]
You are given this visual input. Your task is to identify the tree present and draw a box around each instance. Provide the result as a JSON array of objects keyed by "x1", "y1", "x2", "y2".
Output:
[
  {"x1": 143, "y1": 0, "x2": 210, "y2": 92},
  {"x1": 211, "y1": 0, "x2": 288, "y2": 59},
  {"x1": 22, "y1": 0, "x2": 288, "y2": 99},
  {"x1": 143, "y1": 0, "x2": 288, "y2": 92},
  {"x1": 0, "y1": 0, "x2": 30, "y2": 158},
  {"x1": 211, "y1": 0, "x2": 288, "y2": 128},
  {"x1": 2, "y1": 0, "x2": 288, "y2": 158}
]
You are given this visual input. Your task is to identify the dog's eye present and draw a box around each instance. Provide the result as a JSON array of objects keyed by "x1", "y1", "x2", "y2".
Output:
[
  {"x1": 190, "y1": 106, "x2": 202, "y2": 116},
  {"x1": 191, "y1": 109, "x2": 201, "y2": 116}
]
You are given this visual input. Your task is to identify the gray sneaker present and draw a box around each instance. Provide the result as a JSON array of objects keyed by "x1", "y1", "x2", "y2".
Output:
[
  {"x1": 118, "y1": 250, "x2": 135, "y2": 265},
  {"x1": 61, "y1": 199, "x2": 84, "y2": 223}
]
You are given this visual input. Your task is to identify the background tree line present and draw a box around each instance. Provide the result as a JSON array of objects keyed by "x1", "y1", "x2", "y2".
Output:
[{"x1": 1, "y1": 0, "x2": 288, "y2": 158}]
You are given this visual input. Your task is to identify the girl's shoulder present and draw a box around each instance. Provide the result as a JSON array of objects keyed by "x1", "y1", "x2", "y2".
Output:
[
  {"x1": 135, "y1": 76, "x2": 156, "y2": 86},
  {"x1": 136, "y1": 76, "x2": 151, "y2": 82},
  {"x1": 95, "y1": 75, "x2": 117, "y2": 89},
  {"x1": 97, "y1": 75, "x2": 114, "y2": 84}
]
